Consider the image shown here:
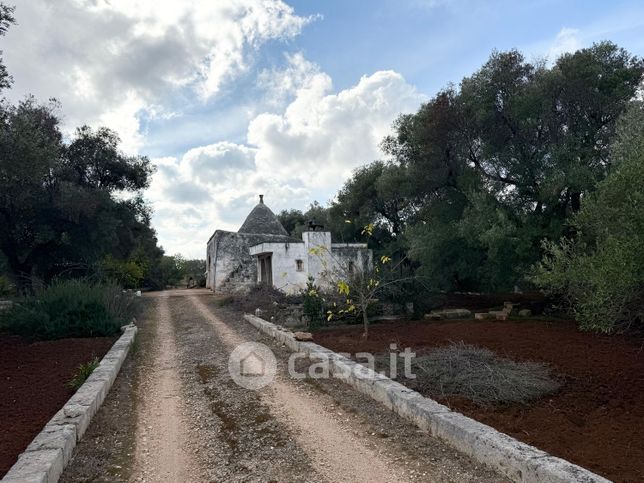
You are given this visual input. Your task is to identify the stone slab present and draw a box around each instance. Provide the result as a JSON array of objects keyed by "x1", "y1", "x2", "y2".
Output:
[
  {"x1": 430, "y1": 308, "x2": 472, "y2": 319},
  {"x1": 25, "y1": 424, "x2": 76, "y2": 467},
  {"x1": 474, "y1": 312, "x2": 493, "y2": 320},
  {"x1": 2, "y1": 473, "x2": 47, "y2": 483},
  {"x1": 2, "y1": 449, "x2": 63, "y2": 483}
]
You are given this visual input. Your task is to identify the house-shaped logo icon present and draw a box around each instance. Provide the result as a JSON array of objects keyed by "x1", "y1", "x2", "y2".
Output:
[
  {"x1": 228, "y1": 341, "x2": 277, "y2": 390},
  {"x1": 239, "y1": 351, "x2": 266, "y2": 377}
]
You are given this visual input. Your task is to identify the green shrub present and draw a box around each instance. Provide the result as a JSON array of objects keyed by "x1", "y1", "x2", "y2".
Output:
[
  {"x1": 67, "y1": 357, "x2": 100, "y2": 391},
  {"x1": 302, "y1": 278, "x2": 326, "y2": 329},
  {"x1": 0, "y1": 279, "x2": 136, "y2": 340},
  {"x1": 531, "y1": 102, "x2": 644, "y2": 333},
  {"x1": 534, "y1": 236, "x2": 642, "y2": 332},
  {"x1": 100, "y1": 256, "x2": 145, "y2": 289}
]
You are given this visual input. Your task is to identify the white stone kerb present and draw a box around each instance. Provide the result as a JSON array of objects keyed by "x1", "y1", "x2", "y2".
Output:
[{"x1": 1, "y1": 324, "x2": 138, "y2": 483}]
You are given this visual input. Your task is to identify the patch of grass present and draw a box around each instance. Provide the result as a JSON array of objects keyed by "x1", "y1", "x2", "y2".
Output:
[
  {"x1": 401, "y1": 342, "x2": 560, "y2": 406},
  {"x1": 67, "y1": 357, "x2": 100, "y2": 391}
]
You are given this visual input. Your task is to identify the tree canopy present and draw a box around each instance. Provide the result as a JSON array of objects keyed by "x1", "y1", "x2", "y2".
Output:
[
  {"x1": 0, "y1": 98, "x2": 162, "y2": 287},
  {"x1": 0, "y1": 5, "x2": 166, "y2": 290},
  {"x1": 0, "y1": 3, "x2": 14, "y2": 91},
  {"x1": 322, "y1": 42, "x2": 643, "y2": 294}
]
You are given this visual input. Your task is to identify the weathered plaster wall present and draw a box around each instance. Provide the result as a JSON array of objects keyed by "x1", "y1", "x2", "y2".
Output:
[
  {"x1": 206, "y1": 231, "x2": 260, "y2": 293},
  {"x1": 331, "y1": 244, "x2": 373, "y2": 274},
  {"x1": 301, "y1": 234, "x2": 372, "y2": 290},
  {"x1": 207, "y1": 231, "x2": 302, "y2": 293},
  {"x1": 303, "y1": 231, "x2": 332, "y2": 285},
  {"x1": 206, "y1": 232, "x2": 218, "y2": 289},
  {"x1": 250, "y1": 241, "x2": 308, "y2": 294},
  {"x1": 217, "y1": 232, "x2": 258, "y2": 292}
]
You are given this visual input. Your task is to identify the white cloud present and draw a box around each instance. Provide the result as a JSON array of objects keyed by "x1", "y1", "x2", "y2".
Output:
[
  {"x1": 410, "y1": 0, "x2": 456, "y2": 8},
  {"x1": 148, "y1": 65, "x2": 425, "y2": 258},
  {"x1": 185, "y1": 142, "x2": 257, "y2": 183},
  {"x1": 249, "y1": 69, "x2": 424, "y2": 187},
  {"x1": 257, "y1": 52, "x2": 322, "y2": 107},
  {"x1": 3, "y1": 0, "x2": 314, "y2": 153},
  {"x1": 548, "y1": 27, "x2": 581, "y2": 62}
]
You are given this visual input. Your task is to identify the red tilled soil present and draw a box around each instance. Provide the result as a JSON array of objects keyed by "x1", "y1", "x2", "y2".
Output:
[
  {"x1": 0, "y1": 335, "x2": 115, "y2": 477},
  {"x1": 314, "y1": 319, "x2": 644, "y2": 482}
]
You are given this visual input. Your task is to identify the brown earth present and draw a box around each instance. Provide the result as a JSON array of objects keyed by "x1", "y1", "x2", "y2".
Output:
[
  {"x1": 313, "y1": 319, "x2": 644, "y2": 482},
  {"x1": 0, "y1": 334, "x2": 115, "y2": 477}
]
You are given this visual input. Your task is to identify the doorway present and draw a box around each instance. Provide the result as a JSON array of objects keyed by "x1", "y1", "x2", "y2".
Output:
[{"x1": 258, "y1": 254, "x2": 273, "y2": 286}]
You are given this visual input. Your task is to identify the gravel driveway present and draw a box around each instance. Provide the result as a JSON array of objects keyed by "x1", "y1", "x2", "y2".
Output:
[{"x1": 61, "y1": 289, "x2": 503, "y2": 482}]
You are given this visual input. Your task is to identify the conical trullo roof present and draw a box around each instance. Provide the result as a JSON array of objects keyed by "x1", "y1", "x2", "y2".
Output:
[{"x1": 238, "y1": 195, "x2": 289, "y2": 236}]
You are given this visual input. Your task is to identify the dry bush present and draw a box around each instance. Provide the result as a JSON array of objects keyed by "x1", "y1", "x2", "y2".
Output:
[
  {"x1": 230, "y1": 284, "x2": 301, "y2": 317},
  {"x1": 405, "y1": 342, "x2": 559, "y2": 406}
]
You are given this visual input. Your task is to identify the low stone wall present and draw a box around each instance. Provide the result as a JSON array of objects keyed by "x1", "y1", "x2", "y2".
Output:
[
  {"x1": 243, "y1": 314, "x2": 609, "y2": 483},
  {"x1": 2, "y1": 324, "x2": 138, "y2": 483}
]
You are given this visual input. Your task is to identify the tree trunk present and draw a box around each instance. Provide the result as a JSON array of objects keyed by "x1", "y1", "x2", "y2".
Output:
[
  {"x1": 362, "y1": 309, "x2": 369, "y2": 339},
  {"x1": 571, "y1": 191, "x2": 581, "y2": 212}
]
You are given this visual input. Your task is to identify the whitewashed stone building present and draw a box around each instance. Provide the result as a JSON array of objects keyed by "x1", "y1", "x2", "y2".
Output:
[{"x1": 206, "y1": 195, "x2": 372, "y2": 294}]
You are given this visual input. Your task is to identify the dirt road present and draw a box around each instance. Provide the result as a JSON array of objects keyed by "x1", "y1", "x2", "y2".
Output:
[{"x1": 61, "y1": 289, "x2": 502, "y2": 482}]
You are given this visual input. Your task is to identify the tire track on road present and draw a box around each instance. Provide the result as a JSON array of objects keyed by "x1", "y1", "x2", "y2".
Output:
[
  {"x1": 190, "y1": 294, "x2": 413, "y2": 483},
  {"x1": 132, "y1": 293, "x2": 198, "y2": 482}
]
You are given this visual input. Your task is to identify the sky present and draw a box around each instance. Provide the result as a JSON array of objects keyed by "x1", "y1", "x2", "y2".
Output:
[{"x1": 3, "y1": 0, "x2": 644, "y2": 259}]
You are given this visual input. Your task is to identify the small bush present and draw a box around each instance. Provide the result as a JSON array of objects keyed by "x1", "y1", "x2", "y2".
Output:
[
  {"x1": 67, "y1": 357, "x2": 100, "y2": 391},
  {"x1": 100, "y1": 256, "x2": 145, "y2": 289},
  {"x1": 403, "y1": 342, "x2": 559, "y2": 406},
  {"x1": 302, "y1": 278, "x2": 326, "y2": 329},
  {"x1": 0, "y1": 279, "x2": 137, "y2": 340}
]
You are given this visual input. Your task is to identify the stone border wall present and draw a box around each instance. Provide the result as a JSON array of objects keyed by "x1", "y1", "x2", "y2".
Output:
[
  {"x1": 243, "y1": 314, "x2": 610, "y2": 483},
  {"x1": 2, "y1": 324, "x2": 138, "y2": 483}
]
